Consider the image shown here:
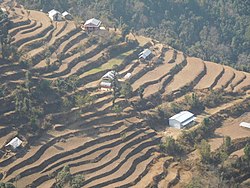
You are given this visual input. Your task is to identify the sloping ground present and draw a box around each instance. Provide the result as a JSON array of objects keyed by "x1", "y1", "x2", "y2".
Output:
[
  {"x1": 132, "y1": 49, "x2": 174, "y2": 91},
  {"x1": 225, "y1": 70, "x2": 246, "y2": 91},
  {"x1": 234, "y1": 73, "x2": 250, "y2": 92},
  {"x1": 143, "y1": 51, "x2": 185, "y2": 97},
  {"x1": 214, "y1": 65, "x2": 235, "y2": 89},
  {"x1": 164, "y1": 57, "x2": 205, "y2": 94},
  {"x1": 194, "y1": 61, "x2": 224, "y2": 90},
  {"x1": 0, "y1": 2, "x2": 250, "y2": 187},
  {"x1": 209, "y1": 112, "x2": 250, "y2": 151},
  {"x1": 158, "y1": 162, "x2": 180, "y2": 188}
]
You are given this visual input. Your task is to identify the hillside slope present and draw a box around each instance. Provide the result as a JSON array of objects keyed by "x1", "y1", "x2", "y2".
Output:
[{"x1": 0, "y1": 1, "x2": 250, "y2": 187}]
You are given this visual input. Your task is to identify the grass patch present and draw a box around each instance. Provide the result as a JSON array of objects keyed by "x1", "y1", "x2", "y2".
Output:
[{"x1": 83, "y1": 49, "x2": 134, "y2": 76}]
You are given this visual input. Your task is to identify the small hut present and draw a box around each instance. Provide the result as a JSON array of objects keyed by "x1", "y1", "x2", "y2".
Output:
[
  {"x1": 62, "y1": 11, "x2": 73, "y2": 20},
  {"x1": 48, "y1": 9, "x2": 62, "y2": 21},
  {"x1": 5, "y1": 137, "x2": 22, "y2": 150}
]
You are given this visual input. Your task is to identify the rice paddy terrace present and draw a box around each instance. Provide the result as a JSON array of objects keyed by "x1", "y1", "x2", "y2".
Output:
[{"x1": 0, "y1": 1, "x2": 250, "y2": 187}]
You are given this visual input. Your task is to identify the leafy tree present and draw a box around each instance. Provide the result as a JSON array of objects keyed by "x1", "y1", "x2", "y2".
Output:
[
  {"x1": 138, "y1": 86, "x2": 144, "y2": 100},
  {"x1": 75, "y1": 93, "x2": 95, "y2": 109},
  {"x1": 198, "y1": 139, "x2": 211, "y2": 163},
  {"x1": 120, "y1": 81, "x2": 133, "y2": 99},
  {"x1": 55, "y1": 165, "x2": 72, "y2": 188},
  {"x1": 0, "y1": 182, "x2": 15, "y2": 188},
  {"x1": 121, "y1": 23, "x2": 130, "y2": 40},
  {"x1": 223, "y1": 136, "x2": 231, "y2": 153},
  {"x1": 70, "y1": 174, "x2": 85, "y2": 188},
  {"x1": 112, "y1": 104, "x2": 122, "y2": 116},
  {"x1": 185, "y1": 177, "x2": 202, "y2": 188},
  {"x1": 25, "y1": 71, "x2": 32, "y2": 91},
  {"x1": 160, "y1": 136, "x2": 183, "y2": 155},
  {"x1": 244, "y1": 143, "x2": 250, "y2": 163}
]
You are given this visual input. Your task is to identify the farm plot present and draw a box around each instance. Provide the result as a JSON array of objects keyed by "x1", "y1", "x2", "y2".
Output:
[
  {"x1": 164, "y1": 56, "x2": 205, "y2": 94},
  {"x1": 213, "y1": 65, "x2": 235, "y2": 89},
  {"x1": 194, "y1": 61, "x2": 224, "y2": 90},
  {"x1": 209, "y1": 112, "x2": 250, "y2": 151},
  {"x1": 0, "y1": 2, "x2": 250, "y2": 188},
  {"x1": 132, "y1": 49, "x2": 174, "y2": 91}
]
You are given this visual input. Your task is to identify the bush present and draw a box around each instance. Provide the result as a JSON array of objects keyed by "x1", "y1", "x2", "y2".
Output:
[{"x1": 160, "y1": 136, "x2": 183, "y2": 155}]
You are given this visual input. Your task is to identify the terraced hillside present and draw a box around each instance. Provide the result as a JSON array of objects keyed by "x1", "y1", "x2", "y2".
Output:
[{"x1": 0, "y1": 1, "x2": 250, "y2": 187}]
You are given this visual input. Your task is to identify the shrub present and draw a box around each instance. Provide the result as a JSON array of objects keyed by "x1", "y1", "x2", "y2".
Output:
[{"x1": 160, "y1": 136, "x2": 183, "y2": 155}]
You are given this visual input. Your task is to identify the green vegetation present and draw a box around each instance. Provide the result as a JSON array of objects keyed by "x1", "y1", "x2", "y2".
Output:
[
  {"x1": 19, "y1": 0, "x2": 250, "y2": 71},
  {"x1": 55, "y1": 165, "x2": 84, "y2": 188},
  {"x1": 0, "y1": 182, "x2": 15, "y2": 188},
  {"x1": 197, "y1": 139, "x2": 211, "y2": 163},
  {"x1": 160, "y1": 136, "x2": 183, "y2": 156},
  {"x1": 120, "y1": 81, "x2": 133, "y2": 99},
  {"x1": 74, "y1": 93, "x2": 95, "y2": 109}
]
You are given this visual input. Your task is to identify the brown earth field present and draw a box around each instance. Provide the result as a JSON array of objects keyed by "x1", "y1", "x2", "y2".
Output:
[{"x1": 0, "y1": 0, "x2": 250, "y2": 187}]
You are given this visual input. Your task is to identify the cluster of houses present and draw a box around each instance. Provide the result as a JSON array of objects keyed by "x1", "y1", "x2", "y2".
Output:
[
  {"x1": 48, "y1": 9, "x2": 73, "y2": 21},
  {"x1": 48, "y1": 9, "x2": 103, "y2": 33},
  {"x1": 98, "y1": 48, "x2": 152, "y2": 91}
]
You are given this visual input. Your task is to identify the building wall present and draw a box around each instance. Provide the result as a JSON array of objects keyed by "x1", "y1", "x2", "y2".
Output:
[{"x1": 169, "y1": 119, "x2": 181, "y2": 129}]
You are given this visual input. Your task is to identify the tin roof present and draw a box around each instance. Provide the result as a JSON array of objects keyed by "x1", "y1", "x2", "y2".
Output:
[
  {"x1": 169, "y1": 111, "x2": 195, "y2": 123},
  {"x1": 62, "y1": 11, "x2": 71, "y2": 17},
  {"x1": 139, "y1": 49, "x2": 152, "y2": 59},
  {"x1": 240, "y1": 122, "x2": 250, "y2": 129},
  {"x1": 5, "y1": 137, "x2": 22, "y2": 149},
  {"x1": 102, "y1": 70, "x2": 117, "y2": 80},
  {"x1": 84, "y1": 18, "x2": 101, "y2": 27},
  {"x1": 48, "y1": 9, "x2": 61, "y2": 16}
]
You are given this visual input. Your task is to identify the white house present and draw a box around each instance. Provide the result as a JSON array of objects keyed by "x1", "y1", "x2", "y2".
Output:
[
  {"x1": 123, "y1": 73, "x2": 132, "y2": 80},
  {"x1": 169, "y1": 111, "x2": 196, "y2": 129},
  {"x1": 1, "y1": 7, "x2": 7, "y2": 12},
  {"x1": 83, "y1": 18, "x2": 101, "y2": 31},
  {"x1": 102, "y1": 70, "x2": 117, "y2": 81},
  {"x1": 99, "y1": 71, "x2": 118, "y2": 90},
  {"x1": 62, "y1": 11, "x2": 72, "y2": 20},
  {"x1": 139, "y1": 49, "x2": 152, "y2": 60},
  {"x1": 48, "y1": 9, "x2": 62, "y2": 21},
  {"x1": 240, "y1": 122, "x2": 250, "y2": 129},
  {"x1": 5, "y1": 137, "x2": 22, "y2": 150}
]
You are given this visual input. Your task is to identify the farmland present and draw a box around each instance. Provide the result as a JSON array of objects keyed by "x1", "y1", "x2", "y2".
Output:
[{"x1": 0, "y1": 1, "x2": 250, "y2": 187}]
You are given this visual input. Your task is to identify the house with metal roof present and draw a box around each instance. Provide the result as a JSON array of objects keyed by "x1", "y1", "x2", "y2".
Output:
[
  {"x1": 102, "y1": 70, "x2": 117, "y2": 81},
  {"x1": 5, "y1": 137, "x2": 22, "y2": 150},
  {"x1": 169, "y1": 111, "x2": 196, "y2": 129},
  {"x1": 83, "y1": 18, "x2": 101, "y2": 31},
  {"x1": 99, "y1": 71, "x2": 118, "y2": 90},
  {"x1": 48, "y1": 9, "x2": 62, "y2": 21},
  {"x1": 62, "y1": 11, "x2": 72, "y2": 20},
  {"x1": 139, "y1": 49, "x2": 152, "y2": 60},
  {"x1": 240, "y1": 122, "x2": 250, "y2": 129}
]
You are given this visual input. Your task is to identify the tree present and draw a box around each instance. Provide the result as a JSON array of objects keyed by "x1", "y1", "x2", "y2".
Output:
[
  {"x1": 120, "y1": 81, "x2": 133, "y2": 99},
  {"x1": 199, "y1": 139, "x2": 211, "y2": 163},
  {"x1": 112, "y1": 104, "x2": 123, "y2": 116},
  {"x1": 244, "y1": 143, "x2": 250, "y2": 163},
  {"x1": 185, "y1": 177, "x2": 202, "y2": 188},
  {"x1": 75, "y1": 93, "x2": 95, "y2": 110},
  {"x1": 0, "y1": 182, "x2": 16, "y2": 188},
  {"x1": 223, "y1": 136, "x2": 231, "y2": 153},
  {"x1": 55, "y1": 165, "x2": 72, "y2": 188},
  {"x1": 111, "y1": 72, "x2": 120, "y2": 106},
  {"x1": 121, "y1": 23, "x2": 130, "y2": 40},
  {"x1": 70, "y1": 174, "x2": 85, "y2": 188},
  {"x1": 138, "y1": 86, "x2": 144, "y2": 100},
  {"x1": 25, "y1": 71, "x2": 32, "y2": 91},
  {"x1": 160, "y1": 136, "x2": 183, "y2": 155}
]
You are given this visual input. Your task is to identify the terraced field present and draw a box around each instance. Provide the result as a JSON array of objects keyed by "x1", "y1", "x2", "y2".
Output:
[{"x1": 0, "y1": 1, "x2": 250, "y2": 187}]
